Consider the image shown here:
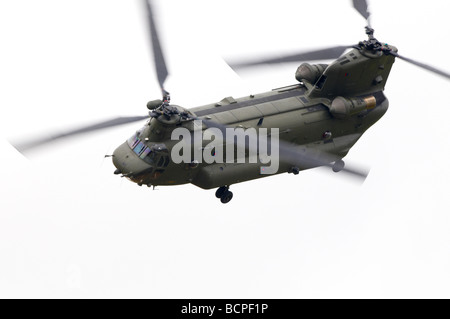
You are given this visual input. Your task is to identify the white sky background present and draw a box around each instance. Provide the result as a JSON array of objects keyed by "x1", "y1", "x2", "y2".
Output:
[{"x1": 0, "y1": 0, "x2": 449, "y2": 298}]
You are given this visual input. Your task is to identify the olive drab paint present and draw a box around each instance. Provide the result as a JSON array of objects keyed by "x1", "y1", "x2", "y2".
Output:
[
  {"x1": 170, "y1": 122, "x2": 280, "y2": 175},
  {"x1": 112, "y1": 43, "x2": 392, "y2": 192},
  {"x1": 11, "y1": 0, "x2": 450, "y2": 204}
]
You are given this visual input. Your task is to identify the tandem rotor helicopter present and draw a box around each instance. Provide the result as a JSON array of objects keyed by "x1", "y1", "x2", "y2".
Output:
[{"x1": 12, "y1": 0, "x2": 450, "y2": 204}]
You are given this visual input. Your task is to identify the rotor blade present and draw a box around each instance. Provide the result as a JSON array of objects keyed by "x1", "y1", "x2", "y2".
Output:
[
  {"x1": 143, "y1": 0, "x2": 169, "y2": 95},
  {"x1": 391, "y1": 51, "x2": 450, "y2": 80},
  {"x1": 199, "y1": 118, "x2": 368, "y2": 181},
  {"x1": 11, "y1": 115, "x2": 149, "y2": 154},
  {"x1": 227, "y1": 46, "x2": 352, "y2": 71},
  {"x1": 352, "y1": 0, "x2": 371, "y2": 25},
  {"x1": 277, "y1": 139, "x2": 369, "y2": 180}
]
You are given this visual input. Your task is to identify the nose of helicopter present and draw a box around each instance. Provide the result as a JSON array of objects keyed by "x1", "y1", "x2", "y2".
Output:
[{"x1": 112, "y1": 142, "x2": 151, "y2": 176}]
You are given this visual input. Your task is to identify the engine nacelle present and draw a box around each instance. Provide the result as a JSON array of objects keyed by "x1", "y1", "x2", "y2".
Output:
[
  {"x1": 330, "y1": 96, "x2": 377, "y2": 119},
  {"x1": 147, "y1": 99, "x2": 163, "y2": 110},
  {"x1": 295, "y1": 63, "x2": 328, "y2": 84}
]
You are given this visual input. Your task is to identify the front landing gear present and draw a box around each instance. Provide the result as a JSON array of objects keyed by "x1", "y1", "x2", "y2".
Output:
[{"x1": 215, "y1": 186, "x2": 233, "y2": 204}]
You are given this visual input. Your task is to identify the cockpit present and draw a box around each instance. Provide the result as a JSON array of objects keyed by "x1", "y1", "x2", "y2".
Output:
[{"x1": 126, "y1": 129, "x2": 170, "y2": 169}]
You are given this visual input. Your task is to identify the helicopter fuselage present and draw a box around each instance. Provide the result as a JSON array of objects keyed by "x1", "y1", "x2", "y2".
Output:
[{"x1": 112, "y1": 46, "x2": 394, "y2": 190}]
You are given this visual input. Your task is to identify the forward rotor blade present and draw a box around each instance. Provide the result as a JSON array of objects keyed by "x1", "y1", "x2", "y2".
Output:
[
  {"x1": 143, "y1": 0, "x2": 169, "y2": 95},
  {"x1": 352, "y1": 0, "x2": 371, "y2": 25},
  {"x1": 227, "y1": 46, "x2": 352, "y2": 71},
  {"x1": 391, "y1": 51, "x2": 450, "y2": 80},
  {"x1": 11, "y1": 115, "x2": 149, "y2": 154},
  {"x1": 199, "y1": 118, "x2": 368, "y2": 181}
]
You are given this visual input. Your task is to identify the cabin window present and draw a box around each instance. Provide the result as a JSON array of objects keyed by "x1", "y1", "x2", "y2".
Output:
[{"x1": 257, "y1": 117, "x2": 264, "y2": 126}]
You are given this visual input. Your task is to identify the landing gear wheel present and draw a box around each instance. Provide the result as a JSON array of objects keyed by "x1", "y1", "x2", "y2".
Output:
[
  {"x1": 332, "y1": 159, "x2": 345, "y2": 173},
  {"x1": 215, "y1": 186, "x2": 228, "y2": 198},
  {"x1": 220, "y1": 190, "x2": 233, "y2": 204}
]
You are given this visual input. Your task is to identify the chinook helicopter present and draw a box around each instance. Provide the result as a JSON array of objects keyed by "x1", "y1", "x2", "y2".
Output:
[{"x1": 12, "y1": 0, "x2": 450, "y2": 204}]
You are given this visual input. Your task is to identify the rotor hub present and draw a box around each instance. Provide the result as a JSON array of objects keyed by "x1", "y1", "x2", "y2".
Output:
[{"x1": 356, "y1": 27, "x2": 393, "y2": 56}]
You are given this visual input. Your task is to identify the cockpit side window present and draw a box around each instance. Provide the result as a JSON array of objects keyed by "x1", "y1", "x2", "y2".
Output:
[
  {"x1": 139, "y1": 147, "x2": 151, "y2": 160},
  {"x1": 163, "y1": 156, "x2": 170, "y2": 167},
  {"x1": 157, "y1": 157, "x2": 165, "y2": 168}
]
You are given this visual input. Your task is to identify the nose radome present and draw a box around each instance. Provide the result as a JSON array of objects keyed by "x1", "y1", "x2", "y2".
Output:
[{"x1": 112, "y1": 142, "x2": 151, "y2": 176}]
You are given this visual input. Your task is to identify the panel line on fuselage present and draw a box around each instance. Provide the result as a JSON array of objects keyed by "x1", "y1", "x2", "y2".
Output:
[{"x1": 193, "y1": 87, "x2": 307, "y2": 117}]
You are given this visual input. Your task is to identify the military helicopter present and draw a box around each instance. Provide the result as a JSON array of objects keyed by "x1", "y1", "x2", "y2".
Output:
[{"x1": 11, "y1": 0, "x2": 450, "y2": 204}]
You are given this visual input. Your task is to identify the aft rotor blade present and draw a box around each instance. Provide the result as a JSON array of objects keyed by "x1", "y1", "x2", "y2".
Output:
[
  {"x1": 143, "y1": 0, "x2": 169, "y2": 95},
  {"x1": 11, "y1": 115, "x2": 149, "y2": 154},
  {"x1": 199, "y1": 118, "x2": 368, "y2": 181},
  {"x1": 391, "y1": 51, "x2": 450, "y2": 80},
  {"x1": 277, "y1": 139, "x2": 369, "y2": 180},
  {"x1": 352, "y1": 0, "x2": 371, "y2": 26},
  {"x1": 227, "y1": 46, "x2": 352, "y2": 71}
]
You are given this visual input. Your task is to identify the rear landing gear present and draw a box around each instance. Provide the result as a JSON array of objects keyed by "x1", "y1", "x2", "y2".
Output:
[
  {"x1": 215, "y1": 186, "x2": 233, "y2": 204},
  {"x1": 332, "y1": 159, "x2": 345, "y2": 173}
]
